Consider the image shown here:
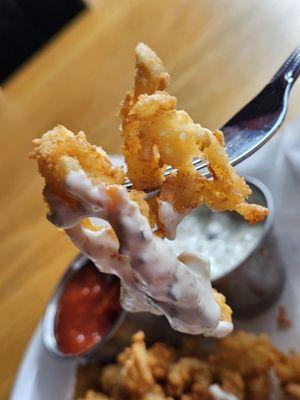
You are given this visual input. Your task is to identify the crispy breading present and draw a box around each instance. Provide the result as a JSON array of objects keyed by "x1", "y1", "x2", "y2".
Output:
[
  {"x1": 121, "y1": 43, "x2": 268, "y2": 226},
  {"x1": 210, "y1": 331, "x2": 278, "y2": 377},
  {"x1": 78, "y1": 391, "x2": 112, "y2": 400},
  {"x1": 29, "y1": 125, "x2": 125, "y2": 217},
  {"x1": 118, "y1": 331, "x2": 155, "y2": 397},
  {"x1": 78, "y1": 330, "x2": 300, "y2": 400},
  {"x1": 246, "y1": 374, "x2": 270, "y2": 400},
  {"x1": 285, "y1": 383, "x2": 300, "y2": 399},
  {"x1": 213, "y1": 290, "x2": 233, "y2": 326},
  {"x1": 216, "y1": 368, "x2": 245, "y2": 399},
  {"x1": 148, "y1": 342, "x2": 175, "y2": 380},
  {"x1": 167, "y1": 357, "x2": 212, "y2": 398},
  {"x1": 134, "y1": 42, "x2": 170, "y2": 100},
  {"x1": 275, "y1": 352, "x2": 300, "y2": 383},
  {"x1": 100, "y1": 365, "x2": 123, "y2": 399},
  {"x1": 30, "y1": 125, "x2": 124, "y2": 187}
]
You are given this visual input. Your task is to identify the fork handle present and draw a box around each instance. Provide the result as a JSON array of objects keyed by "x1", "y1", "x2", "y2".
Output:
[{"x1": 270, "y1": 45, "x2": 300, "y2": 85}]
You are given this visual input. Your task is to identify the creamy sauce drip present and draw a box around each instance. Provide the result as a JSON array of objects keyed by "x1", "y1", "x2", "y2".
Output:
[
  {"x1": 157, "y1": 200, "x2": 188, "y2": 240},
  {"x1": 46, "y1": 169, "x2": 233, "y2": 336}
]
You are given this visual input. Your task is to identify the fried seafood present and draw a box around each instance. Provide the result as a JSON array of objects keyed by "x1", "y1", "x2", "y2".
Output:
[
  {"x1": 121, "y1": 43, "x2": 268, "y2": 238},
  {"x1": 31, "y1": 43, "x2": 268, "y2": 337},
  {"x1": 31, "y1": 125, "x2": 231, "y2": 336},
  {"x1": 78, "y1": 331, "x2": 300, "y2": 400}
]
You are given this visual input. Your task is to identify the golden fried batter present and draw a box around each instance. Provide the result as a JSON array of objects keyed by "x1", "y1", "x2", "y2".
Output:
[
  {"x1": 30, "y1": 125, "x2": 124, "y2": 187},
  {"x1": 78, "y1": 331, "x2": 300, "y2": 400},
  {"x1": 286, "y1": 383, "x2": 300, "y2": 399},
  {"x1": 118, "y1": 331, "x2": 155, "y2": 397},
  {"x1": 31, "y1": 44, "x2": 267, "y2": 233},
  {"x1": 212, "y1": 290, "x2": 232, "y2": 326},
  {"x1": 78, "y1": 392, "x2": 111, "y2": 400},
  {"x1": 210, "y1": 331, "x2": 278, "y2": 376},
  {"x1": 167, "y1": 357, "x2": 212, "y2": 398},
  {"x1": 276, "y1": 352, "x2": 300, "y2": 384},
  {"x1": 29, "y1": 125, "x2": 125, "y2": 219},
  {"x1": 120, "y1": 43, "x2": 268, "y2": 228}
]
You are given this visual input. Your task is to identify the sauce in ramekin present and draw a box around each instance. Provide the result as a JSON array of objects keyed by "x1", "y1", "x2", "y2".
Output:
[
  {"x1": 167, "y1": 206, "x2": 264, "y2": 280},
  {"x1": 55, "y1": 262, "x2": 121, "y2": 355}
]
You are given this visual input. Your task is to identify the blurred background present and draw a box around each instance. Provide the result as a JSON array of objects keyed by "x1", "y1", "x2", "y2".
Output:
[{"x1": 1, "y1": 0, "x2": 300, "y2": 398}]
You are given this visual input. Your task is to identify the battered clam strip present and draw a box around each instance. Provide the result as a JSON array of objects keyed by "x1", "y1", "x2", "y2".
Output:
[
  {"x1": 78, "y1": 330, "x2": 300, "y2": 400},
  {"x1": 31, "y1": 126, "x2": 232, "y2": 336},
  {"x1": 121, "y1": 43, "x2": 268, "y2": 238}
]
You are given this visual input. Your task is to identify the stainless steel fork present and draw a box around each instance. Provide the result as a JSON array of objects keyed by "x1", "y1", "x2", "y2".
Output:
[
  {"x1": 125, "y1": 45, "x2": 300, "y2": 192},
  {"x1": 195, "y1": 44, "x2": 300, "y2": 172}
]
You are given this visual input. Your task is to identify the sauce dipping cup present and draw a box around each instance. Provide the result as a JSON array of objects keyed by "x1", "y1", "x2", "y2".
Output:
[
  {"x1": 43, "y1": 255, "x2": 126, "y2": 361},
  {"x1": 170, "y1": 176, "x2": 284, "y2": 318},
  {"x1": 212, "y1": 176, "x2": 285, "y2": 317}
]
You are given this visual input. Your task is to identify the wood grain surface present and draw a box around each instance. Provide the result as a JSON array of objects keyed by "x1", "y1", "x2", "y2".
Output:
[{"x1": 1, "y1": 0, "x2": 300, "y2": 397}]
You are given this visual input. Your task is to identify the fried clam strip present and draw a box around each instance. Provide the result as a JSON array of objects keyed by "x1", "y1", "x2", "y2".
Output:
[
  {"x1": 30, "y1": 126, "x2": 232, "y2": 337},
  {"x1": 121, "y1": 43, "x2": 268, "y2": 238},
  {"x1": 79, "y1": 331, "x2": 300, "y2": 400},
  {"x1": 275, "y1": 351, "x2": 300, "y2": 399},
  {"x1": 30, "y1": 125, "x2": 125, "y2": 227}
]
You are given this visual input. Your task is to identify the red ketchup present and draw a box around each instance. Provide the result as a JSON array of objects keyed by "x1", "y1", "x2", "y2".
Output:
[{"x1": 55, "y1": 261, "x2": 122, "y2": 355}]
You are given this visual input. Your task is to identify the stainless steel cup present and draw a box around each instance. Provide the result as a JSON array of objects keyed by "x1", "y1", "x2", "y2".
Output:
[
  {"x1": 212, "y1": 176, "x2": 285, "y2": 318},
  {"x1": 42, "y1": 255, "x2": 126, "y2": 361}
]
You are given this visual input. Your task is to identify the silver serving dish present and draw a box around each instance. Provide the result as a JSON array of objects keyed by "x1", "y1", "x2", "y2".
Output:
[{"x1": 212, "y1": 176, "x2": 285, "y2": 318}]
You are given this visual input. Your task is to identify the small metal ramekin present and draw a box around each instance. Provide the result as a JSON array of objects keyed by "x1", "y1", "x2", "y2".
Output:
[
  {"x1": 212, "y1": 176, "x2": 285, "y2": 318},
  {"x1": 42, "y1": 255, "x2": 126, "y2": 361}
]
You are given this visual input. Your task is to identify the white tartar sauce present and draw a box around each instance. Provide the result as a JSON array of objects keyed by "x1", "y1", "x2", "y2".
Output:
[{"x1": 166, "y1": 206, "x2": 264, "y2": 280}]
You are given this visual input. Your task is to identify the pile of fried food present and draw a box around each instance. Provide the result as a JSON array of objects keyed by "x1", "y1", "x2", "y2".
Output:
[{"x1": 78, "y1": 331, "x2": 300, "y2": 400}]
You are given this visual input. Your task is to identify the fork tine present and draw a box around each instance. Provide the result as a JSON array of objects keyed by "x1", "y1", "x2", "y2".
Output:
[
  {"x1": 192, "y1": 45, "x2": 300, "y2": 174},
  {"x1": 270, "y1": 45, "x2": 300, "y2": 83}
]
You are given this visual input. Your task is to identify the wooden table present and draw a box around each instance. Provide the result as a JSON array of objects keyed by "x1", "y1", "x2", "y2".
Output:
[{"x1": 1, "y1": 0, "x2": 300, "y2": 397}]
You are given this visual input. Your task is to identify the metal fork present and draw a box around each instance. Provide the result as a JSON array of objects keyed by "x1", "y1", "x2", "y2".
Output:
[{"x1": 125, "y1": 45, "x2": 300, "y2": 193}]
